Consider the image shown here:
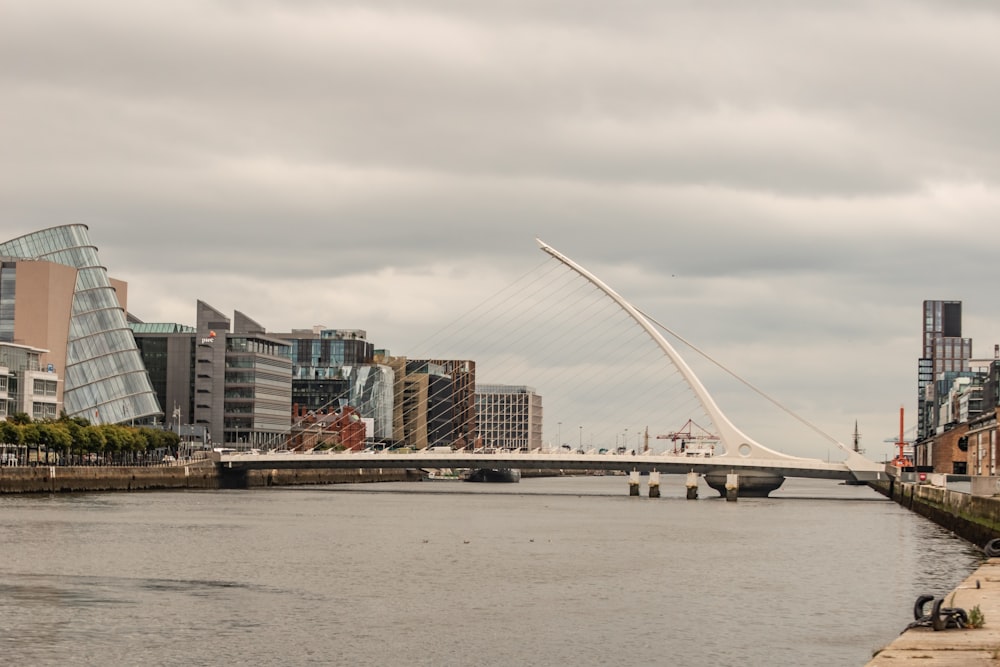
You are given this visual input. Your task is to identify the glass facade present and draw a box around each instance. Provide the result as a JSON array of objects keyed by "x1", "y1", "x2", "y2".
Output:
[
  {"x1": 0, "y1": 225, "x2": 160, "y2": 423},
  {"x1": 0, "y1": 262, "x2": 15, "y2": 342}
]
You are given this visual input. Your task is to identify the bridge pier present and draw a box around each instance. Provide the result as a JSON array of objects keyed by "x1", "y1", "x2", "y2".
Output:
[
  {"x1": 628, "y1": 470, "x2": 640, "y2": 496},
  {"x1": 686, "y1": 472, "x2": 699, "y2": 499},
  {"x1": 217, "y1": 465, "x2": 249, "y2": 489},
  {"x1": 704, "y1": 470, "x2": 785, "y2": 498},
  {"x1": 648, "y1": 471, "x2": 660, "y2": 498}
]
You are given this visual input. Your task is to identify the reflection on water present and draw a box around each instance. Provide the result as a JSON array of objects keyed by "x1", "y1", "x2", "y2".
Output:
[{"x1": 0, "y1": 477, "x2": 983, "y2": 666}]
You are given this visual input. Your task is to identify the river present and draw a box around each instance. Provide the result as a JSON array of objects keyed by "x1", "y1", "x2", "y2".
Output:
[{"x1": 0, "y1": 476, "x2": 983, "y2": 666}]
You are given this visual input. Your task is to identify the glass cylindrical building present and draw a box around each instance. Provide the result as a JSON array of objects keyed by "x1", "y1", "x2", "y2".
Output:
[{"x1": 0, "y1": 224, "x2": 161, "y2": 423}]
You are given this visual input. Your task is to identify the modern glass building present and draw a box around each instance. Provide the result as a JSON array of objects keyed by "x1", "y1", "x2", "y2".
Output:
[{"x1": 0, "y1": 225, "x2": 160, "y2": 424}]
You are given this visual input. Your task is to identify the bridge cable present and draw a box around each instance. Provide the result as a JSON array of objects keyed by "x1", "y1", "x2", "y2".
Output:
[{"x1": 637, "y1": 308, "x2": 842, "y2": 448}]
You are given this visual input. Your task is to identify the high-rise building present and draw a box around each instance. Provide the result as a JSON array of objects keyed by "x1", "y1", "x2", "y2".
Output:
[
  {"x1": 475, "y1": 384, "x2": 543, "y2": 451},
  {"x1": 918, "y1": 300, "x2": 972, "y2": 441},
  {"x1": 0, "y1": 225, "x2": 160, "y2": 424}
]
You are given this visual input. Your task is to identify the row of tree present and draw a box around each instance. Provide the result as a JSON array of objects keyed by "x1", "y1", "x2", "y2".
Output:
[{"x1": 0, "y1": 413, "x2": 182, "y2": 466}]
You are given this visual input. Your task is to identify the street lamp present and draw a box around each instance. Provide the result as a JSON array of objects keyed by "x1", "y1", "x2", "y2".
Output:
[
  {"x1": 578, "y1": 425, "x2": 582, "y2": 450},
  {"x1": 557, "y1": 421, "x2": 562, "y2": 448}
]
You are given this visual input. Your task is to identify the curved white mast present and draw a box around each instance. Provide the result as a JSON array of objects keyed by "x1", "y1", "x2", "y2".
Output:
[{"x1": 537, "y1": 238, "x2": 881, "y2": 472}]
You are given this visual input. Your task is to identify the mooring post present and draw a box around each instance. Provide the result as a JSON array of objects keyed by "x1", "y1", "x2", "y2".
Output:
[
  {"x1": 628, "y1": 470, "x2": 640, "y2": 496},
  {"x1": 648, "y1": 470, "x2": 660, "y2": 498},
  {"x1": 725, "y1": 473, "x2": 739, "y2": 502},
  {"x1": 686, "y1": 471, "x2": 699, "y2": 499}
]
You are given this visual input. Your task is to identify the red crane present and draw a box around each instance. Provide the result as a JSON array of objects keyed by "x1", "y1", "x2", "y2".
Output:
[{"x1": 889, "y1": 406, "x2": 913, "y2": 468}]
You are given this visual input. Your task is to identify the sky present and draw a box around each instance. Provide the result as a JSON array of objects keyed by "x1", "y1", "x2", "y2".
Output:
[{"x1": 3, "y1": 1, "x2": 1000, "y2": 461}]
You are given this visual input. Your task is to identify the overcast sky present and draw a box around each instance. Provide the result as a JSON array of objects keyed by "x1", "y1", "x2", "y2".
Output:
[{"x1": 4, "y1": 1, "x2": 1000, "y2": 460}]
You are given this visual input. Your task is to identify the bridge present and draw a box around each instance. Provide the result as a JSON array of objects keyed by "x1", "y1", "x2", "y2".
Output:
[{"x1": 214, "y1": 239, "x2": 889, "y2": 496}]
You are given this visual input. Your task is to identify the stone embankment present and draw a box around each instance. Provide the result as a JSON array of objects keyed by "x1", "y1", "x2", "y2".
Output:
[
  {"x1": 865, "y1": 478, "x2": 1000, "y2": 664},
  {"x1": 0, "y1": 464, "x2": 417, "y2": 493},
  {"x1": 867, "y1": 559, "x2": 1000, "y2": 666},
  {"x1": 870, "y1": 478, "x2": 1000, "y2": 547}
]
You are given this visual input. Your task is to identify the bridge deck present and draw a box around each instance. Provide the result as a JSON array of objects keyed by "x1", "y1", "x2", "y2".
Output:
[{"x1": 212, "y1": 449, "x2": 885, "y2": 481}]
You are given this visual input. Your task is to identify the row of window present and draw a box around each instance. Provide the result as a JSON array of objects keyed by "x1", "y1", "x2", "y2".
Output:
[{"x1": 32, "y1": 378, "x2": 57, "y2": 396}]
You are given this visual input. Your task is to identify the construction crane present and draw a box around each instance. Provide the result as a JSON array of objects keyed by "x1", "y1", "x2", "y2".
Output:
[
  {"x1": 884, "y1": 406, "x2": 914, "y2": 469},
  {"x1": 657, "y1": 419, "x2": 719, "y2": 455}
]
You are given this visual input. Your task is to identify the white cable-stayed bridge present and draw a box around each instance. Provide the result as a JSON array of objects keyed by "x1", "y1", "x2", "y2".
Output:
[{"x1": 217, "y1": 239, "x2": 888, "y2": 496}]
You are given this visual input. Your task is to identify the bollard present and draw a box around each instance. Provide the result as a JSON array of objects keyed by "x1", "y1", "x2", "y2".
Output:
[
  {"x1": 725, "y1": 473, "x2": 739, "y2": 502},
  {"x1": 686, "y1": 471, "x2": 699, "y2": 500},
  {"x1": 648, "y1": 470, "x2": 660, "y2": 498},
  {"x1": 628, "y1": 470, "x2": 640, "y2": 496}
]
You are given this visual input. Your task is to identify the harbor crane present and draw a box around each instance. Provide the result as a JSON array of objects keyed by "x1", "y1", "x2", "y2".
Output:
[{"x1": 657, "y1": 419, "x2": 719, "y2": 456}]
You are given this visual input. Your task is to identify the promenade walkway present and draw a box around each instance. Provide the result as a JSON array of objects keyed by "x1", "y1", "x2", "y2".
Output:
[{"x1": 867, "y1": 558, "x2": 1000, "y2": 665}]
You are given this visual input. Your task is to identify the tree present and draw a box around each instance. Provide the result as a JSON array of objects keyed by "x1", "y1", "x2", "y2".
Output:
[{"x1": 20, "y1": 423, "x2": 40, "y2": 464}]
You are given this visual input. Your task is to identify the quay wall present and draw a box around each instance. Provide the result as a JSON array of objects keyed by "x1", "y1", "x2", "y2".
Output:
[
  {"x1": 869, "y1": 478, "x2": 1000, "y2": 548},
  {"x1": 0, "y1": 465, "x2": 416, "y2": 494}
]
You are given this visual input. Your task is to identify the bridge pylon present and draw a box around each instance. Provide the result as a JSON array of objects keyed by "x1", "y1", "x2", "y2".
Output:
[{"x1": 536, "y1": 239, "x2": 885, "y2": 488}]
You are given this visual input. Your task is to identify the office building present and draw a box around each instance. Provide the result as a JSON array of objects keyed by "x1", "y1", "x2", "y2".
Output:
[
  {"x1": 918, "y1": 300, "x2": 972, "y2": 441},
  {"x1": 374, "y1": 354, "x2": 476, "y2": 449},
  {"x1": 475, "y1": 384, "x2": 543, "y2": 450},
  {"x1": 0, "y1": 342, "x2": 60, "y2": 420},
  {"x1": 131, "y1": 301, "x2": 292, "y2": 447},
  {"x1": 271, "y1": 328, "x2": 394, "y2": 441}
]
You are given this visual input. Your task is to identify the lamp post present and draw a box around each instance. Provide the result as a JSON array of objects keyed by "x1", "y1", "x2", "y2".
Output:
[
  {"x1": 557, "y1": 421, "x2": 561, "y2": 448},
  {"x1": 578, "y1": 425, "x2": 582, "y2": 450}
]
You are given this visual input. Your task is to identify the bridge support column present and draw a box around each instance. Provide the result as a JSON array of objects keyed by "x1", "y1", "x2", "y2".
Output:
[
  {"x1": 725, "y1": 474, "x2": 739, "y2": 502},
  {"x1": 217, "y1": 465, "x2": 249, "y2": 489},
  {"x1": 628, "y1": 470, "x2": 640, "y2": 496},
  {"x1": 686, "y1": 472, "x2": 699, "y2": 499},
  {"x1": 648, "y1": 471, "x2": 660, "y2": 498},
  {"x1": 704, "y1": 470, "x2": 785, "y2": 498}
]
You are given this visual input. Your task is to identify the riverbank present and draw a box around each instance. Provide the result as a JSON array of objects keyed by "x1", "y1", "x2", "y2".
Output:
[
  {"x1": 0, "y1": 464, "x2": 418, "y2": 493},
  {"x1": 869, "y1": 478, "x2": 1000, "y2": 547},
  {"x1": 863, "y1": 478, "x2": 1000, "y2": 664},
  {"x1": 866, "y1": 558, "x2": 1000, "y2": 665}
]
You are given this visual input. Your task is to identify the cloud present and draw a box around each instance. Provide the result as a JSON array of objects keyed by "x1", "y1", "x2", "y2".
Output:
[{"x1": 3, "y1": 0, "x2": 1000, "y2": 460}]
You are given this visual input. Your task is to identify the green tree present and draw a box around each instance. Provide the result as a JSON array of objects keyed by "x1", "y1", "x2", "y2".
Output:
[
  {"x1": 20, "y1": 423, "x2": 41, "y2": 464},
  {"x1": 81, "y1": 425, "x2": 106, "y2": 464}
]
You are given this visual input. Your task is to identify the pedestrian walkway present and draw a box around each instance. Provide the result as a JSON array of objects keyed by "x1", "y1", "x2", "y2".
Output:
[{"x1": 867, "y1": 559, "x2": 1000, "y2": 665}]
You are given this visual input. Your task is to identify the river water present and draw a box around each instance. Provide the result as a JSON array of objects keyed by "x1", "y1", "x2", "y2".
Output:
[{"x1": 0, "y1": 476, "x2": 983, "y2": 666}]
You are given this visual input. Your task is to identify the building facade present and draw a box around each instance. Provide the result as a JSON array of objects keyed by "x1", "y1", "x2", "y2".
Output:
[
  {"x1": 0, "y1": 342, "x2": 60, "y2": 421},
  {"x1": 131, "y1": 301, "x2": 292, "y2": 448},
  {"x1": 475, "y1": 384, "x2": 543, "y2": 451},
  {"x1": 918, "y1": 300, "x2": 972, "y2": 441},
  {"x1": 271, "y1": 328, "x2": 394, "y2": 441},
  {"x1": 0, "y1": 225, "x2": 160, "y2": 424}
]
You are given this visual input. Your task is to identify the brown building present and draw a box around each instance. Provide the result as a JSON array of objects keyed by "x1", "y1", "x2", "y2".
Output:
[
  {"x1": 288, "y1": 404, "x2": 366, "y2": 451},
  {"x1": 916, "y1": 423, "x2": 969, "y2": 475}
]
